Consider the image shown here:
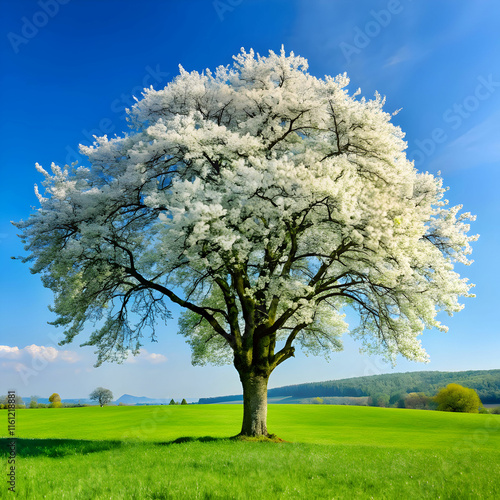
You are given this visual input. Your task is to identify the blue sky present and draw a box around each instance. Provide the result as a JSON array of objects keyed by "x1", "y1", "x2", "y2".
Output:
[{"x1": 1, "y1": 0, "x2": 499, "y2": 401}]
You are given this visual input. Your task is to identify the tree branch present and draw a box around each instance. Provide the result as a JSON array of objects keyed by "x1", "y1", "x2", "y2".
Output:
[{"x1": 106, "y1": 238, "x2": 234, "y2": 346}]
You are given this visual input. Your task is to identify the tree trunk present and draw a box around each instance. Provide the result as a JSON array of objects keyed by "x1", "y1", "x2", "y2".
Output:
[{"x1": 239, "y1": 373, "x2": 269, "y2": 437}]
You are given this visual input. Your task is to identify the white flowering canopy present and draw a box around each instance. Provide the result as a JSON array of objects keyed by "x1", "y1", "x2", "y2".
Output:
[{"x1": 15, "y1": 48, "x2": 476, "y2": 372}]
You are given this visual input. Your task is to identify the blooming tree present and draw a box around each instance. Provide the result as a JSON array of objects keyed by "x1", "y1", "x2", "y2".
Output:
[
  {"x1": 89, "y1": 387, "x2": 114, "y2": 407},
  {"x1": 14, "y1": 48, "x2": 476, "y2": 436}
]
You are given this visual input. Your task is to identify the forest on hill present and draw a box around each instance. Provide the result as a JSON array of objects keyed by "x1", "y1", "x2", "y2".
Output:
[{"x1": 198, "y1": 369, "x2": 500, "y2": 405}]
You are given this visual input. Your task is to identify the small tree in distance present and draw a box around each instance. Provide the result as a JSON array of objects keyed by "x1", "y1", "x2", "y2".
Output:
[
  {"x1": 434, "y1": 383, "x2": 482, "y2": 413},
  {"x1": 48, "y1": 393, "x2": 62, "y2": 408},
  {"x1": 371, "y1": 393, "x2": 390, "y2": 408},
  {"x1": 181, "y1": 399, "x2": 188, "y2": 405},
  {"x1": 404, "y1": 392, "x2": 433, "y2": 410},
  {"x1": 14, "y1": 48, "x2": 477, "y2": 437},
  {"x1": 0, "y1": 395, "x2": 25, "y2": 409},
  {"x1": 89, "y1": 387, "x2": 113, "y2": 407},
  {"x1": 389, "y1": 393, "x2": 406, "y2": 408}
]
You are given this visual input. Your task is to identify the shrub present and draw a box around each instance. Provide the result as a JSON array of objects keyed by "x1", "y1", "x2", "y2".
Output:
[
  {"x1": 49, "y1": 393, "x2": 62, "y2": 406},
  {"x1": 390, "y1": 393, "x2": 406, "y2": 408},
  {"x1": 405, "y1": 392, "x2": 433, "y2": 410},
  {"x1": 370, "y1": 393, "x2": 390, "y2": 408},
  {"x1": 434, "y1": 383, "x2": 482, "y2": 413}
]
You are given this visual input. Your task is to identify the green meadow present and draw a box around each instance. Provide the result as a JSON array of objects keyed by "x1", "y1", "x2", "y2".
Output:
[{"x1": 2, "y1": 405, "x2": 500, "y2": 499}]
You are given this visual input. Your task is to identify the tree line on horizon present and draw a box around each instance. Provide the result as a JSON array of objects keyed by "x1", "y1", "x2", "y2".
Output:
[
  {"x1": 0, "y1": 392, "x2": 191, "y2": 409},
  {"x1": 198, "y1": 369, "x2": 500, "y2": 405}
]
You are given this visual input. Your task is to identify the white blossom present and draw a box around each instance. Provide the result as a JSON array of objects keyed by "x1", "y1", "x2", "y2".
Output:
[{"x1": 14, "y1": 48, "x2": 476, "y2": 369}]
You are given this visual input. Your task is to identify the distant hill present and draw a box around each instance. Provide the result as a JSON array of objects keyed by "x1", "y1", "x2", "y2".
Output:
[
  {"x1": 115, "y1": 394, "x2": 168, "y2": 405},
  {"x1": 115, "y1": 394, "x2": 197, "y2": 405},
  {"x1": 198, "y1": 369, "x2": 500, "y2": 404}
]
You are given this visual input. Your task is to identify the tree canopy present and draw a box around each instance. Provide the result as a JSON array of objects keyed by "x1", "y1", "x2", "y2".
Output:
[
  {"x1": 14, "y1": 48, "x2": 476, "y2": 435},
  {"x1": 434, "y1": 383, "x2": 482, "y2": 413},
  {"x1": 48, "y1": 392, "x2": 62, "y2": 408},
  {"x1": 89, "y1": 387, "x2": 114, "y2": 407}
]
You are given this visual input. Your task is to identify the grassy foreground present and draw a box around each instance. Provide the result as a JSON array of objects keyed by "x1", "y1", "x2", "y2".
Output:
[{"x1": 2, "y1": 405, "x2": 500, "y2": 499}]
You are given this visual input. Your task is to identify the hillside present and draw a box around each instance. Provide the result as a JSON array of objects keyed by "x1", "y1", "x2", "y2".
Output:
[
  {"x1": 115, "y1": 394, "x2": 170, "y2": 405},
  {"x1": 198, "y1": 369, "x2": 500, "y2": 404}
]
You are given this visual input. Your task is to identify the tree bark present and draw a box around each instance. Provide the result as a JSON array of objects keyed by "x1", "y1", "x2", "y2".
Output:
[{"x1": 239, "y1": 372, "x2": 270, "y2": 437}]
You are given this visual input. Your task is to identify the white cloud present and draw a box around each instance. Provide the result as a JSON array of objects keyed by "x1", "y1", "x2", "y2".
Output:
[
  {"x1": 124, "y1": 349, "x2": 167, "y2": 364},
  {"x1": 1, "y1": 345, "x2": 165, "y2": 367},
  {"x1": 0, "y1": 346, "x2": 21, "y2": 358},
  {"x1": 24, "y1": 344, "x2": 59, "y2": 362},
  {"x1": 147, "y1": 352, "x2": 167, "y2": 364},
  {"x1": 59, "y1": 350, "x2": 81, "y2": 363},
  {"x1": 0, "y1": 344, "x2": 80, "y2": 364}
]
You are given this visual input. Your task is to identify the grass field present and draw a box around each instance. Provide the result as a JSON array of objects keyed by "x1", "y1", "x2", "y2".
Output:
[{"x1": 1, "y1": 405, "x2": 500, "y2": 499}]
